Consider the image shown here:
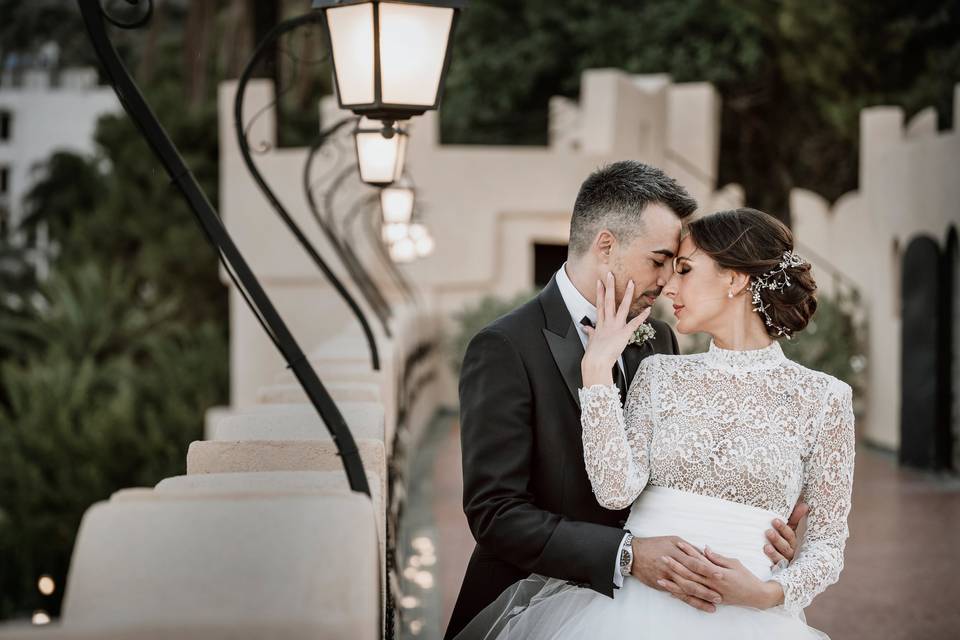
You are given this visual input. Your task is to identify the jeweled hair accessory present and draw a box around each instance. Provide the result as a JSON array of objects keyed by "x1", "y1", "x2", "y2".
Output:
[{"x1": 748, "y1": 250, "x2": 806, "y2": 339}]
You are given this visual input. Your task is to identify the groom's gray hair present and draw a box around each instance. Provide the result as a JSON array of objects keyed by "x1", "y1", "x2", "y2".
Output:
[{"x1": 568, "y1": 160, "x2": 697, "y2": 256}]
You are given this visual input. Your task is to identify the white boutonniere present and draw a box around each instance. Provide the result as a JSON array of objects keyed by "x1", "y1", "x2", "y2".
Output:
[{"x1": 628, "y1": 323, "x2": 656, "y2": 347}]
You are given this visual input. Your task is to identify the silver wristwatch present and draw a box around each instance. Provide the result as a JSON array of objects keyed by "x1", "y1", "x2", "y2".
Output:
[{"x1": 619, "y1": 533, "x2": 634, "y2": 577}]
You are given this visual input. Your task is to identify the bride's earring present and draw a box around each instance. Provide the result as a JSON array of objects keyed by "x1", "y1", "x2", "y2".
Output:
[{"x1": 727, "y1": 290, "x2": 734, "y2": 299}]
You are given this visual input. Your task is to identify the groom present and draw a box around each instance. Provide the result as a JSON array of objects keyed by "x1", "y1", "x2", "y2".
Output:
[{"x1": 444, "y1": 161, "x2": 807, "y2": 639}]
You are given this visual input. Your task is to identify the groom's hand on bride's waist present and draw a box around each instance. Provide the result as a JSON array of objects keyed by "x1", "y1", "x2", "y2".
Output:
[
  {"x1": 628, "y1": 536, "x2": 722, "y2": 613},
  {"x1": 763, "y1": 500, "x2": 808, "y2": 568}
]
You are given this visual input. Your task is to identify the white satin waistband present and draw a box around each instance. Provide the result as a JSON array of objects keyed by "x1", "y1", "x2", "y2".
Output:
[{"x1": 625, "y1": 485, "x2": 781, "y2": 580}]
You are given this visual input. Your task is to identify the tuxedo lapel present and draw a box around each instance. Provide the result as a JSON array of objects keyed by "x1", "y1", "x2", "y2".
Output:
[
  {"x1": 623, "y1": 340, "x2": 653, "y2": 387},
  {"x1": 539, "y1": 275, "x2": 585, "y2": 409},
  {"x1": 543, "y1": 323, "x2": 585, "y2": 409}
]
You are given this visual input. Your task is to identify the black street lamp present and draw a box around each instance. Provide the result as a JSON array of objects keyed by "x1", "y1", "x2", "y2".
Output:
[
  {"x1": 314, "y1": 0, "x2": 467, "y2": 123},
  {"x1": 76, "y1": 0, "x2": 467, "y2": 499},
  {"x1": 76, "y1": 0, "x2": 371, "y2": 496}
]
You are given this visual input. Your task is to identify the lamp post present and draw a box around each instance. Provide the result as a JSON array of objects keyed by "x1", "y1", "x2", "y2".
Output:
[
  {"x1": 79, "y1": 0, "x2": 466, "y2": 498},
  {"x1": 235, "y1": 1, "x2": 465, "y2": 368},
  {"x1": 75, "y1": 0, "x2": 371, "y2": 496}
]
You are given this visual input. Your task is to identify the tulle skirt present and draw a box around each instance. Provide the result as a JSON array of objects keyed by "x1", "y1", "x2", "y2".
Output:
[{"x1": 453, "y1": 486, "x2": 830, "y2": 640}]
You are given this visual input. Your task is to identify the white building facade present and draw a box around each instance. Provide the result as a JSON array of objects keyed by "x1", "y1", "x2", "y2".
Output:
[{"x1": 0, "y1": 67, "x2": 120, "y2": 276}]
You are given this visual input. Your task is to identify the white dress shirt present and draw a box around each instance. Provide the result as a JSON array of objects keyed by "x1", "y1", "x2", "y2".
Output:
[{"x1": 554, "y1": 263, "x2": 632, "y2": 588}]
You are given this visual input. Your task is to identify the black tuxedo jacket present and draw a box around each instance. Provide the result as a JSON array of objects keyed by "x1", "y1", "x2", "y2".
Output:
[{"x1": 444, "y1": 274, "x2": 679, "y2": 639}]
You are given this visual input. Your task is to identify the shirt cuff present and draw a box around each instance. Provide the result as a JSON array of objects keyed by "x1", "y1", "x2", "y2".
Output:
[{"x1": 613, "y1": 532, "x2": 631, "y2": 588}]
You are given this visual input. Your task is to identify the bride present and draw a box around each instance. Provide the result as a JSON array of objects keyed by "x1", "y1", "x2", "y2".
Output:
[{"x1": 454, "y1": 207, "x2": 856, "y2": 639}]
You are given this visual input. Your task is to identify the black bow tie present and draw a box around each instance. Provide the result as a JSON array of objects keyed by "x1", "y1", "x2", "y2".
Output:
[{"x1": 580, "y1": 315, "x2": 629, "y2": 404}]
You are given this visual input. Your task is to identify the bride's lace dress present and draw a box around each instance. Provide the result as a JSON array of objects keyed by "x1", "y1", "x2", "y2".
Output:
[{"x1": 455, "y1": 340, "x2": 856, "y2": 640}]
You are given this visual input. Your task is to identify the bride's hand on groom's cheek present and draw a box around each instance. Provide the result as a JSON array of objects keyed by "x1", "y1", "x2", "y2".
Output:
[{"x1": 581, "y1": 273, "x2": 651, "y2": 386}]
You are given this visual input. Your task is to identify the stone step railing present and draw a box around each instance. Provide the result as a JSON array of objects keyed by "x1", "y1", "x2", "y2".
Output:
[{"x1": 0, "y1": 306, "x2": 449, "y2": 639}]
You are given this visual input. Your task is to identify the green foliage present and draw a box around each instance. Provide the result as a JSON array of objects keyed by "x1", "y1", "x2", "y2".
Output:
[
  {"x1": 0, "y1": 3, "x2": 229, "y2": 622},
  {"x1": 0, "y1": 263, "x2": 227, "y2": 619},
  {"x1": 782, "y1": 288, "x2": 867, "y2": 398},
  {"x1": 447, "y1": 289, "x2": 537, "y2": 375},
  {"x1": 440, "y1": 0, "x2": 960, "y2": 215}
]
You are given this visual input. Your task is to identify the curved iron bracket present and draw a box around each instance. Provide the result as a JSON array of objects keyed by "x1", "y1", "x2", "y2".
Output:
[
  {"x1": 361, "y1": 198, "x2": 419, "y2": 302},
  {"x1": 345, "y1": 194, "x2": 417, "y2": 303},
  {"x1": 234, "y1": 12, "x2": 382, "y2": 370},
  {"x1": 77, "y1": 0, "x2": 370, "y2": 496},
  {"x1": 318, "y1": 162, "x2": 395, "y2": 330}
]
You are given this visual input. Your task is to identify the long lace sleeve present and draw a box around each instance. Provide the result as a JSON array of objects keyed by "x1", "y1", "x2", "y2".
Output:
[
  {"x1": 578, "y1": 357, "x2": 658, "y2": 510},
  {"x1": 770, "y1": 379, "x2": 856, "y2": 613}
]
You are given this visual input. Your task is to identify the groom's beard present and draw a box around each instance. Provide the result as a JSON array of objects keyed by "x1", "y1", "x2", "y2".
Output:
[{"x1": 628, "y1": 288, "x2": 661, "y2": 318}]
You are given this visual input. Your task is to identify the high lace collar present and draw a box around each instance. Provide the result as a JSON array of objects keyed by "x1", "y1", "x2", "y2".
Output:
[{"x1": 704, "y1": 339, "x2": 786, "y2": 370}]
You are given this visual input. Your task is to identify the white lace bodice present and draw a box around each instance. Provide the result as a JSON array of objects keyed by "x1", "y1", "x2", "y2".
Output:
[{"x1": 578, "y1": 340, "x2": 856, "y2": 614}]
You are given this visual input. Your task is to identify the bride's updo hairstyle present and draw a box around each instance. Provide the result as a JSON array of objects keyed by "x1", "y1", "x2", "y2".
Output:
[{"x1": 686, "y1": 208, "x2": 817, "y2": 339}]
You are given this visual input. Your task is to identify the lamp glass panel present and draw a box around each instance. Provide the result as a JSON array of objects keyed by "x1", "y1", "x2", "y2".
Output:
[
  {"x1": 383, "y1": 222, "x2": 409, "y2": 243},
  {"x1": 390, "y1": 236, "x2": 417, "y2": 262},
  {"x1": 356, "y1": 119, "x2": 402, "y2": 184},
  {"x1": 414, "y1": 234, "x2": 435, "y2": 257},
  {"x1": 378, "y1": 4, "x2": 454, "y2": 106},
  {"x1": 327, "y1": 3, "x2": 376, "y2": 105},
  {"x1": 407, "y1": 222, "x2": 428, "y2": 241},
  {"x1": 381, "y1": 187, "x2": 415, "y2": 224}
]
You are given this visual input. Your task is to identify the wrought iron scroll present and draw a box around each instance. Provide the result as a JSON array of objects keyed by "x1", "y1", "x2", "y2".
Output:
[
  {"x1": 234, "y1": 11, "x2": 382, "y2": 370},
  {"x1": 77, "y1": 0, "x2": 370, "y2": 496}
]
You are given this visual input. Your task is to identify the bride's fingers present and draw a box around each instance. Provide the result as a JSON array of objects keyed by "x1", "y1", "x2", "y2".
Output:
[
  {"x1": 659, "y1": 561, "x2": 722, "y2": 603},
  {"x1": 582, "y1": 325, "x2": 594, "y2": 337},
  {"x1": 666, "y1": 552, "x2": 721, "y2": 582},
  {"x1": 615, "y1": 279, "x2": 634, "y2": 325},
  {"x1": 703, "y1": 546, "x2": 737, "y2": 569},
  {"x1": 626, "y1": 312, "x2": 647, "y2": 334},
  {"x1": 595, "y1": 280, "x2": 605, "y2": 325},
  {"x1": 604, "y1": 271, "x2": 617, "y2": 322},
  {"x1": 675, "y1": 542, "x2": 723, "y2": 579}
]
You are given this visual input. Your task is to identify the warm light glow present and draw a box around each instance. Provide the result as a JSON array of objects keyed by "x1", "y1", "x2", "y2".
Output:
[
  {"x1": 408, "y1": 223, "x2": 435, "y2": 257},
  {"x1": 400, "y1": 595, "x2": 420, "y2": 609},
  {"x1": 412, "y1": 569, "x2": 434, "y2": 589},
  {"x1": 411, "y1": 536, "x2": 434, "y2": 552},
  {"x1": 391, "y1": 237, "x2": 417, "y2": 263},
  {"x1": 378, "y1": 4, "x2": 454, "y2": 106},
  {"x1": 355, "y1": 118, "x2": 407, "y2": 185},
  {"x1": 415, "y1": 236, "x2": 435, "y2": 257},
  {"x1": 31, "y1": 611, "x2": 51, "y2": 626},
  {"x1": 380, "y1": 186, "x2": 415, "y2": 224},
  {"x1": 326, "y1": 4, "x2": 375, "y2": 105},
  {"x1": 410, "y1": 619, "x2": 424, "y2": 635},
  {"x1": 37, "y1": 575, "x2": 55, "y2": 596},
  {"x1": 407, "y1": 222, "x2": 427, "y2": 241},
  {"x1": 383, "y1": 222, "x2": 409, "y2": 244}
]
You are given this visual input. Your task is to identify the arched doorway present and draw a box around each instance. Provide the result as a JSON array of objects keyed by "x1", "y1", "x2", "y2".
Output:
[
  {"x1": 945, "y1": 225, "x2": 959, "y2": 471},
  {"x1": 899, "y1": 234, "x2": 951, "y2": 469}
]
